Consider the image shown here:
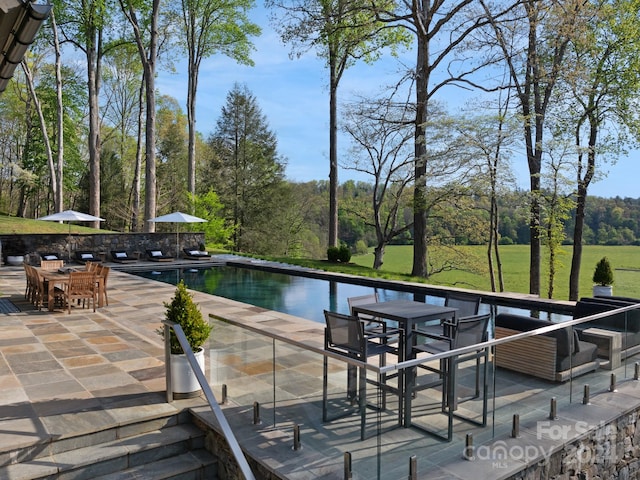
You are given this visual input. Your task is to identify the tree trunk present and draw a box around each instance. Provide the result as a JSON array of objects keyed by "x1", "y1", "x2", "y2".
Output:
[
  {"x1": 411, "y1": 28, "x2": 428, "y2": 278},
  {"x1": 129, "y1": 76, "x2": 144, "y2": 232},
  {"x1": 21, "y1": 61, "x2": 58, "y2": 212},
  {"x1": 328, "y1": 54, "x2": 339, "y2": 249},
  {"x1": 187, "y1": 51, "x2": 197, "y2": 199},
  {"x1": 87, "y1": 31, "x2": 102, "y2": 228},
  {"x1": 569, "y1": 117, "x2": 596, "y2": 300},
  {"x1": 51, "y1": 9, "x2": 64, "y2": 212},
  {"x1": 373, "y1": 244, "x2": 384, "y2": 270}
]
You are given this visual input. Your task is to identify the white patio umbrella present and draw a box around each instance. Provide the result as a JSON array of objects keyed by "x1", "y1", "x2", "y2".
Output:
[
  {"x1": 37, "y1": 209, "x2": 105, "y2": 260},
  {"x1": 147, "y1": 211, "x2": 207, "y2": 258}
]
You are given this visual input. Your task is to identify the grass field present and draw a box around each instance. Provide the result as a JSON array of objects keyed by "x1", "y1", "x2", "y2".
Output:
[{"x1": 351, "y1": 244, "x2": 640, "y2": 301}]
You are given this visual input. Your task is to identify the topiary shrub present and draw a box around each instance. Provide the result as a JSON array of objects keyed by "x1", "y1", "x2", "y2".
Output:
[
  {"x1": 160, "y1": 280, "x2": 212, "y2": 354},
  {"x1": 593, "y1": 257, "x2": 614, "y2": 286}
]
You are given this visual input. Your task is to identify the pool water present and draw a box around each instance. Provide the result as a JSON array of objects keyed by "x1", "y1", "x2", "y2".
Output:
[
  {"x1": 130, "y1": 265, "x2": 443, "y2": 323},
  {"x1": 129, "y1": 265, "x2": 570, "y2": 324}
]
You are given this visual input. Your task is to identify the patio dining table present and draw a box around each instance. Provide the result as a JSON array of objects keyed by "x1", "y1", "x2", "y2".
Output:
[
  {"x1": 351, "y1": 299, "x2": 457, "y2": 428},
  {"x1": 36, "y1": 267, "x2": 105, "y2": 312}
]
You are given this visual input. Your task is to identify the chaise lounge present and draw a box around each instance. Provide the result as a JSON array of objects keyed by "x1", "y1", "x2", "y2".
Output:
[
  {"x1": 182, "y1": 248, "x2": 211, "y2": 260},
  {"x1": 494, "y1": 313, "x2": 599, "y2": 382},
  {"x1": 74, "y1": 251, "x2": 100, "y2": 264},
  {"x1": 146, "y1": 249, "x2": 174, "y2": 262},
  {"x1": 110, "y1": 251, "x2": 138, "y2": 263}
]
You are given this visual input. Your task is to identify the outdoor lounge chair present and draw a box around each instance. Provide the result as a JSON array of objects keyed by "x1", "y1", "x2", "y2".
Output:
[
  {"x1": 146, "y1": 249, "x2": 174, "y2": 262},
  {"x1": 182, "y1": 248, "x2": 211, "y2": 260},
  {"x1": 40, "y1": 253, "x2": 61, "y2": 261},
  {"x1": 74, "y1": 251, "x2": 100, "y2": 264},
  {"x1": 110, "y1": 251, "x2": 138, "y2": 263}
]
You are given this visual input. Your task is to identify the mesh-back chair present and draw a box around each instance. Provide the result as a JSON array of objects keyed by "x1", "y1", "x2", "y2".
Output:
[
  {"x1": 411, "y1": 313, "x2": 491, "y2": 441},
  {"x1": 348, "y1": 293, "x2": 400, "y2": 340},
  {"x1": 417, "y1": 292, "x2": 482, "y2": 339},
  {"x1": 322, "y1": 310, "x2": 399, "y2": 440},
  {"x1": 445, "y1": 292, "x2": 481, "y2": 317}
]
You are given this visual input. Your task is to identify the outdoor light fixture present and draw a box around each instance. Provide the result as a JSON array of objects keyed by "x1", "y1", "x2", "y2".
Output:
[{"x1": 0, "y1": 0, "x2": 51, "y2": 93}]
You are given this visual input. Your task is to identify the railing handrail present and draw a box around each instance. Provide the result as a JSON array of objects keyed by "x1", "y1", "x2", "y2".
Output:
[
  {"x1": 163, "y1": 320, "x2": 256, "y2": 480},
  {"x1": 210, "y1": 303, "x2": 640, "y2": 375}
]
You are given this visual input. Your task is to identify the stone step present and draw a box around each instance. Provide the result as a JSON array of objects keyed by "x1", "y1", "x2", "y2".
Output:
[
  {"x1": 0, "y1": 421, "x2": 217, "y2": 480},
  {"x1": 0, "y1": 412, "x2": 187, "y2": 467},
  {"x1": 91, "y1": 449, "x2": 218, "y2": 480}
]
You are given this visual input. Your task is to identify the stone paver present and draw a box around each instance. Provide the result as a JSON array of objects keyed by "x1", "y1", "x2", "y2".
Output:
[{"x1": 1, "y1": 261, "x2": 640, "y2": 479}]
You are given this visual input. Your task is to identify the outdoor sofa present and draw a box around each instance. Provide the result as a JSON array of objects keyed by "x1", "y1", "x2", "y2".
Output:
[
  {"x1": 573, "y1": 296, "x2": 640, "y2": 360},
  {"x1": 494, "y1": 313, "x2": 599, "y2": 382}
]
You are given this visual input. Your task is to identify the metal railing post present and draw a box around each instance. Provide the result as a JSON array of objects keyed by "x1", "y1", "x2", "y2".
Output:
[{"x1": 164, "y1": 323, "x2": 173, "y2": 403}]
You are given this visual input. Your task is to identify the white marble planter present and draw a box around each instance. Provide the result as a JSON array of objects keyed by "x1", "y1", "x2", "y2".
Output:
[
  {"x1": 6, "y1": 255, "x2": 24, "y2": 266},
  {"x1": 593, "y1": 285, "x2": 613, "y2": 297},
  {"x1": 170, "y1": 348, "x2": 205, "y2": 399}
]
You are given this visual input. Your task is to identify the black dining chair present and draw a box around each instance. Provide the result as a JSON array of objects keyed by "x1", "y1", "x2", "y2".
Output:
[
  {"x1": 411, "y1": 313, "x2": 491, "y2": 441},
  {"x1": 414, "y1": 292, "x2": 482, "y2": 340},
  {"x1": 322, "y1": 310, "x2": 400, "y2": 440},
  {"x1": 348, "y1": 293, "x2": 401, "y2": 340}
]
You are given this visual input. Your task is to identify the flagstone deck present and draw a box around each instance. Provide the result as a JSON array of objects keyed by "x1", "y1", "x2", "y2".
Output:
[{"x1": 1, "y1": 261, "x2": 640, "y2": 479}]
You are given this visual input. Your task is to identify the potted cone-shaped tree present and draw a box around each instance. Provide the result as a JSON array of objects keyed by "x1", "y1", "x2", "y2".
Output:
[
  {"x1": 592, "y1": 257, "x2": 614, "y2": 297},
  {"x1": 161, "y1": 280, "x2": 212, "y2": 398}
]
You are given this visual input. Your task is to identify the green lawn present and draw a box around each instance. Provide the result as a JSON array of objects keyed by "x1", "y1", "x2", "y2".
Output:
[{"x1": 352, "y1": 244, "x2": 640, "y2": 301}]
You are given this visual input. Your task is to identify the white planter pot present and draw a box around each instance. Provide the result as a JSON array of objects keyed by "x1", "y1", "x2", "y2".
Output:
[
  {"x1": 170, "y1": 348, "x2": 205, "y2": 399},
  {"x1": 6, "y1": 255, "x2": 24, "y2": 266},
  {"x1": 593, "y1": 285, "x2": 613, "y2": 297}
]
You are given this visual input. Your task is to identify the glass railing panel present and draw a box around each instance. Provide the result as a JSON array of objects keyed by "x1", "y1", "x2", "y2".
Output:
[{"x1": 204, "y1": 305, "x2": 640, "y2": 479}]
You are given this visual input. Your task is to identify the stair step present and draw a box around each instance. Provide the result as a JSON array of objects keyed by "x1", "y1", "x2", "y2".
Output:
[
  {"x1": 0, "y1": 412, "x2": 185, "y2": 467},
  {"x1": 0, "y1": 423, "x2": 209, "y2": 480},
  {"x1": 92, "y1": 449, "x2": 218, "y2": 480}
]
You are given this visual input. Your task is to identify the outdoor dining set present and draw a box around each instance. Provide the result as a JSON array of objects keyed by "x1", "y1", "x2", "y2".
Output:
[
  {"x1": 23, "y1": 257, "x2": 110, "y2": 314},
  {"x1": 322, "y1": 292, "x2": 491, "y2": 442}
]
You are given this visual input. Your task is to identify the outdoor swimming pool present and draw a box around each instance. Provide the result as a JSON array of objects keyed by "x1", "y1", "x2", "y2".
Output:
[{"x1": 128, "y1": 264, "x2": 567, "y2": 323}]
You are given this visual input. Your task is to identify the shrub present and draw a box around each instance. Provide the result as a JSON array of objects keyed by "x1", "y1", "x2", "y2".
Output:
[
  {"x1": 160, "y1": 280, "x2": 212, "y2": 354},
  {"x1": 338, "y1": 244, "x2": 351, "y2": 263},
  {"x1": 592, "y1": 257, "x2": 614, "y2": 286},
  {"x1": 354, "y1": 240, "x2": 369, "y2": 255},
  {"x1": 327, "y1": 244, "x2": 352, "y2": 263},
  {"x1": 327, "y1": 246, "x2": 340, "y2": 262}
]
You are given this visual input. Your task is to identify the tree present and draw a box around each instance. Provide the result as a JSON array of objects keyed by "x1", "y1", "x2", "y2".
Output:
[
  {"x1": 174, "y1": 0, "x2": 260, "y2": 199},
  {"x1": 207, "y1": 84, "x2": 286, "y2": 251},
  {"x1": 561, "y1": 0, "x2": 640, "y2": 300},
  {"x1": 373, "y1": 0, "x2": 489, "y2": 278},
  {"x1": 452, "y1": 107, "x2": 517, "y2": 292},
  {"x1": 480, "y1": 0, "x2": 585, "y2": 294},
  {"x1": 342, "y1": 95, "x2": 414, "y2": 269},
  {"x1": 53, "y1": 0, "x2": 118, "y2": 227},
  {"x1": 267, "y1": 0, "x2": 410, "y2": 250},
  {"x1": 119, "y1": 0, "x2": 162, "y2": 232},
  {"x1": 540, "y1": 143, "x2": 574, "y2": 298},
  {"x1": 101, "y1": 44, "x2": 145, "y2": 231}
]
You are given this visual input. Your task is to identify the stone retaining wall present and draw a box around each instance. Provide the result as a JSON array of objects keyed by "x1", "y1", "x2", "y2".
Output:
[{"x1": 0, "y1": 232, "x2": 205, "y2": 264}]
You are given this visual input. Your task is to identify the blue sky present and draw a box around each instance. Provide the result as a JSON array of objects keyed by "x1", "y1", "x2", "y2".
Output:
[{"x1": 156, "y1": 5, "x2": 636, "y2": 199}]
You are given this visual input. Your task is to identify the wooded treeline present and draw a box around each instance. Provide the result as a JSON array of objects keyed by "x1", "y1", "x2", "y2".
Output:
[{"x1": 1, "y1": 0, "x2": 640, "y2": 300}]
